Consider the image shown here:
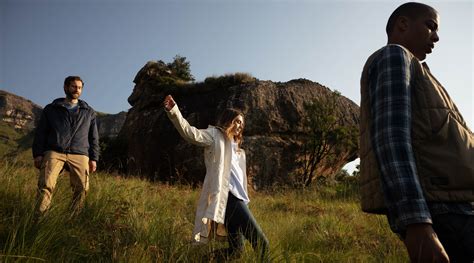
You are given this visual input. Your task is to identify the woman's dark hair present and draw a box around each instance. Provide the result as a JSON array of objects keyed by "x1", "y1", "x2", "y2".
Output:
[{"x1": 216, "y1": 108, "x2": 244, "y2": 147}]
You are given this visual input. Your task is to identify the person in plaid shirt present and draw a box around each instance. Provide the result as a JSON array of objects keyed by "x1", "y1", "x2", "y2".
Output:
[{"x1": 360, "y1": 2, "x2": 474, "y2": 262}]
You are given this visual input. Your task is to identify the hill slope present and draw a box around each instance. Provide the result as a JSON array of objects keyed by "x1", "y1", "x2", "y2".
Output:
[{"x1": 0, "y1": 161, "x2": 406, "y2": 262}]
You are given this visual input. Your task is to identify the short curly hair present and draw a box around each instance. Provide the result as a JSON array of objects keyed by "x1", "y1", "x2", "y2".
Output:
[{"x1": 64, "y1": 76, "x2": 84, "y2": 87}]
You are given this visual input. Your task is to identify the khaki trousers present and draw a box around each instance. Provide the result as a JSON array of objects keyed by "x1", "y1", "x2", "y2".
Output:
[{"x1": 36, "y1": 151, "x2": 90, "y2": 215}]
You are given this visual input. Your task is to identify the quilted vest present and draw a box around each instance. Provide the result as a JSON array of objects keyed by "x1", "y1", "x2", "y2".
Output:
[{"x1": 359, "y1": 45, "x2": 474, "y2": 214}]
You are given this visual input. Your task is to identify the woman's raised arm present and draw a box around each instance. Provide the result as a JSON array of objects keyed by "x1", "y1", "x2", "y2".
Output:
[{"x1": 164, "y1": 95, "x2": 214, "y2": 147}]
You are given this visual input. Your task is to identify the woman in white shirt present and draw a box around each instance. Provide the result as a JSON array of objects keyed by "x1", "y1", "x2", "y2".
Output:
[{"x1": 163, "y1": 95, "x2": 268, "y2": 260}]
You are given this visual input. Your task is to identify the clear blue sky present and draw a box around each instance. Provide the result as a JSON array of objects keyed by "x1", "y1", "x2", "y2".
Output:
[{"x1": 1, "y1": 0, "x2": 473, "y2": 172}]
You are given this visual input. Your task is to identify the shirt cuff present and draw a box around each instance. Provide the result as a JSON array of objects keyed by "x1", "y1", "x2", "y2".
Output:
[{"x1": 388, "y1": 198, "x2": 432, "y2": 233}]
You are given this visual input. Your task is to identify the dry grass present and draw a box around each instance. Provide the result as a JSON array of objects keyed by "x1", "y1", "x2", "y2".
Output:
[{"x1": 0, "y1": 160, "x2": 407, "y2": 262}]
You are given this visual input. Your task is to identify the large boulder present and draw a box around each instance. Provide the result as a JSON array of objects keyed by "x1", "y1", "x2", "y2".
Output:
[
  {"x1": 119, "y1": 62, "x2": 360, "y2": 188},
  {"x1": 0, "y1": 89, "x2": 127, "y2": 139}
]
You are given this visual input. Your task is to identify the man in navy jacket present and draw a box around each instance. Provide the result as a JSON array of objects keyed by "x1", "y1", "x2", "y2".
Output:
[{"x1": 33, "y1": 76, "x2": 99, "y2": 217}]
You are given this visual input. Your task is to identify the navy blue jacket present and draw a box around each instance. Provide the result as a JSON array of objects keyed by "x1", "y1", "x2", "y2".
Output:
[{"x1": 32, "y1": 98, "x2": 100, "y2": 161}]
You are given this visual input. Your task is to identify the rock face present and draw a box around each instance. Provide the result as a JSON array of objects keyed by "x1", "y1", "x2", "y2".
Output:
[
  {"x1": 119, "y1": 62, "x2": 360, "y2": 188},
  {"x1": 96, "y1": 112, "x2": 127, "y2": 138},
  {"x1": 0, "y1": 90, "x2": 42, "y2": 131},
  {"x1": 0, "y1": 89, "x2": 126, "y2": 139}
]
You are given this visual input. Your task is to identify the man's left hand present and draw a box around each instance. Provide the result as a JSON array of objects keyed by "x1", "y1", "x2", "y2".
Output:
[
  {"x1": 89, "y1": 160, "x2": 97, "y2": 173},
  {"x1": 404, "y1": 223, "x2": 449, "y2": 263}
]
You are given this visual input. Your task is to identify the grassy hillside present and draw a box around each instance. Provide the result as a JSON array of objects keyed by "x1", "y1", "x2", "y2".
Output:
[
  {"x1": 0, "y1": 122, "x2": 34, "y2": 165},
  {"x1": 0, "y1": 160, "x2": 407, "y2": 262},
  {"x1": 0, "y1": 123, "x2": 22, "y2": 156}
]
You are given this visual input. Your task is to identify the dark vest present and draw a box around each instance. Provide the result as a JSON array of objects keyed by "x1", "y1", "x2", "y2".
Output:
[{"x1": 359, "y1": 45, "x2": 474, "y2": 214}]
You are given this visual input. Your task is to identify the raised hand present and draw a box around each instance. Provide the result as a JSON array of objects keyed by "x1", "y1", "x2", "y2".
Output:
[{"x1": 163, "y1": 95, "x2": 176, "y2": 111}]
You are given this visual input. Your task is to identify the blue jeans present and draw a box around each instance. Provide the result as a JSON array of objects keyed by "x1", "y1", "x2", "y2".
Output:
[
  {"x1": 224, "y1": 192, "x2": 269, "y2": 260},
  {"x1": 432, "y1": 213, "x2": 474, "y2": 262}
]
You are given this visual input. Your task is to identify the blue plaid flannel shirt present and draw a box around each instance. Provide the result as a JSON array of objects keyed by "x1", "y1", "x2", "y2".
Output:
[{"x1": 367, "y1": 44, "x2": 473, "y2": 234}]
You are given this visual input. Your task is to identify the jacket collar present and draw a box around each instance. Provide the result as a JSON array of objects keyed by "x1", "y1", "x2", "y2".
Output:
[{"x1": 51, "y1": 98, "x2": 90, "y2": 109}]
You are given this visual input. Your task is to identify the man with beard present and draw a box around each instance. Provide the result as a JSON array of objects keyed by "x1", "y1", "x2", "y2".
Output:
[{"x1": 32, "y1": 76, "x2": 99, "y2": 218}]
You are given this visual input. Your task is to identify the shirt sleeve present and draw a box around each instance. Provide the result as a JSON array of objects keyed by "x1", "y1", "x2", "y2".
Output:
[
  {"x1": 166, "y1": 104, "x2": 214, "y2": 147},
  {"x1": 369, "y1": 45, "x2": 432, "y2": 234},
  {"x1": 88, "y1": 111, "x2": 100, "y2": 162},
  {"x1": 32, "y1": 107, "x2": 50, "y2": 158}
]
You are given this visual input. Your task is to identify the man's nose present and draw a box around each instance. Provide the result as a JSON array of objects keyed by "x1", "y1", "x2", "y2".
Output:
[{"x1": 432, "y1": 31, "x2": 439, "y2": 43}]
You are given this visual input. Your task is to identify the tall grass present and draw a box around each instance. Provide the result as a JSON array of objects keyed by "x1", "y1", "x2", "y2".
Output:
[{"x1": 0, "y1": 160, "x2": 407, "y2": 262}]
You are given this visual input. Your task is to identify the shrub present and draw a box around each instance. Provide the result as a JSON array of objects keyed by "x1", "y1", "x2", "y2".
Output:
[
  {"x1": 204, "y1": 72, "x2": 256, "y2": 88},
  {"x1": 296, "y1": 90, "x2": 358, "y2": 188},
  {"x1": 167, "y1": 55, "x2": 195, "y2": 82}
]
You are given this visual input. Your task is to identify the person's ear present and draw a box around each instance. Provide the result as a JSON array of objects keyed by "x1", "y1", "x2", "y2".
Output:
[{"x1": 397, "y1": 16, "x2": 410, "y2": 33}]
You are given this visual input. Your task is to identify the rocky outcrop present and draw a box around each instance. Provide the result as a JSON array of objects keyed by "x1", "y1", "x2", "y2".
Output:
[
  {"x1": 0, "y1": 89, "x2": 126, "y2": 139},
  {"x1": 0, "y1": 90, "x2": 42, "y2": 130},
  {"x1": 119, "y1": 62, "x2": 360, "y2": 188},
  {"x1": 97, "y1": 112, "x2": 127, "y2": 138}
]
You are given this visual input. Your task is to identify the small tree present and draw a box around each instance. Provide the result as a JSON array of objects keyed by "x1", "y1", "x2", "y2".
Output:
[
  {"x1": 167, "y1": 55, "x2": 195, "y2": 82},
  {"x1": 297, "y1": 91, "x2": 358, "y2": 187}
]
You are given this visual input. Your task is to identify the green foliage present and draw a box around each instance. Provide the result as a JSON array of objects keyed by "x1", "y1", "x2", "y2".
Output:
[
  {"x1": 334, "y1": 169, "x2": 351, "y2": 182},
  {"x1": 0, "y1": 161, "x2": 407, "y2": 262},
  {"x1": 0, "y1": 123, "x2": 22, "y2": 156},
  {"x1": 0, "y1": 122, "x2": 34, "y2": 166},
  {"x1": 204, "y1": 72, "x2": 256, "y2": 88},
  {"x1": 167, "y1": 55, "x2": 195, "y2": 82},
  {"x1": 297, "y1": 90, "x2": 358, "y2": 187},
  {"x1": 139, "y1": 55, "x2": 194, "y2": 87}
]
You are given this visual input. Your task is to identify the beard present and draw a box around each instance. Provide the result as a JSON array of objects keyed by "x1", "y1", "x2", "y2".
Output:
[{"x1": 65, "y1": 90, "x2": 80, "y2": 100}]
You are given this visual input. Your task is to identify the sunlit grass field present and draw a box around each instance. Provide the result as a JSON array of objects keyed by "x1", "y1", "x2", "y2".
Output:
[{"x1": 0, "y1": 160, "x2": 407, "y2": 262}]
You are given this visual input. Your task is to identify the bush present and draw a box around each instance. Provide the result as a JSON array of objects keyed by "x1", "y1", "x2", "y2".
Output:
[
  {"x1": 167, "y1": 55, "x2": 195, "y2": 82},
  {"x1": 204, "y1": 72, "x2": 256, "y2": 88},
  {"x1": 296, "y1": 91, "x2": 359, "y2": 188}
]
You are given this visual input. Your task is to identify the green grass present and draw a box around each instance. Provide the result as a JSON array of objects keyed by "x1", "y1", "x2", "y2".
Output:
[
  {"x1": 0, "y1": 160, "x2": 407, "y2": 262},
  {"x1": 0, "y1": 123, "x2": 22, "y2": 156},
  {"x1": 0, "y1": 122, "x2": 34, "y2": 166}
]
